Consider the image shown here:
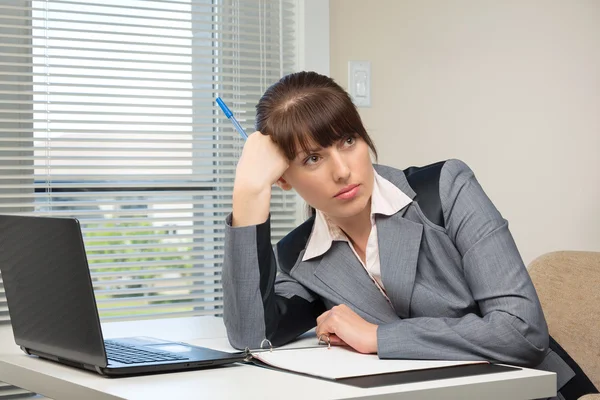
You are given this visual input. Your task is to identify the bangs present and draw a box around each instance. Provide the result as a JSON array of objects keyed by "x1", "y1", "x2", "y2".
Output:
[{"x1": 262, "y1": 88, "x2": 368, "y2": 160}]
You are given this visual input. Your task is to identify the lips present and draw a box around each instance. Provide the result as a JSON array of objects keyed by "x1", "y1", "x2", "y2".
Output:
[{"x1": 334, "y1": 184, "x2": 360, "y2": 198}]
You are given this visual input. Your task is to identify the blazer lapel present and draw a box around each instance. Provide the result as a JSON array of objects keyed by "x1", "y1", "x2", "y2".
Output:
[
  {"x1": 313, "y1": 242, "x2": 396, "y2": 323},
  {"x1": 377, "y1": 212, "x2": 423, "y2": 319}
]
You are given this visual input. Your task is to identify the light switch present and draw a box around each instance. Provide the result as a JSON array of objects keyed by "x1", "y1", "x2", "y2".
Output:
[{"x1": 348, "y1": 61, "x2": 371, "y2": 107}]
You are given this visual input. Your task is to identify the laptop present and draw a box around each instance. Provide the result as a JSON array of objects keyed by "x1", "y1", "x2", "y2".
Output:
[{"x1": 0, "y1": 214, "x2": 245, "y2": 377}]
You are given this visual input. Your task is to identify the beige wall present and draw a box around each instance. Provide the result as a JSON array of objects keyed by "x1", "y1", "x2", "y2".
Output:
[{"x1": 330, "y1": 0, "x2": 600, "y2": 265}]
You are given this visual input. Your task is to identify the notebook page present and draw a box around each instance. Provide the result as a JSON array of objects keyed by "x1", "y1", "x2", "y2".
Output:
[{"x1": 253, "y1": 346, "x2": 487, "y2": 380}]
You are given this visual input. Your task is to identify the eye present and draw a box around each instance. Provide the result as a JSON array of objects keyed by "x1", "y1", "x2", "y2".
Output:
[
  {"x1": 343, "y1": 136, "x2": 356, "y2": 146},
  {"x1": 303, "y1": 155, "x2": 321, "y2": 165}
]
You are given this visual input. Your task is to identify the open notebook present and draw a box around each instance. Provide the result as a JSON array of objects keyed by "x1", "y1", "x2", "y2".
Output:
[{"x1": 229, "y1": 335, "x2": 521, "y2": 388}]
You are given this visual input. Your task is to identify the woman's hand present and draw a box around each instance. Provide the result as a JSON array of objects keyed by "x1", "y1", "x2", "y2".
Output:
[
  {"x1": 232, "y1": 131, "x2": 289, "y2": 227},
  {"x1": 235, "y1": 131, "x2": 289, "y2": 192},
  {"x1": 315, "y1": 304, "x2": 378, "y2": 354}
]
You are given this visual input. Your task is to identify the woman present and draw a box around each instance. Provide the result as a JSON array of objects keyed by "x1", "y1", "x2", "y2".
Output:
[{"x1": 222, "y1": 71, "x2": 565, "y2": 381}]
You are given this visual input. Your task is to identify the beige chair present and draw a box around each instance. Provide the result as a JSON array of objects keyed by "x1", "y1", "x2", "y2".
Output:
[{"x1": 528, "y1": 251, "x2": 600, "y2": 399}]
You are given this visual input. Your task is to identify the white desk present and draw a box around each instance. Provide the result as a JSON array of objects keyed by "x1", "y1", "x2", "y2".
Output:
[{"x1": 0, "y1": 317, "x2": 556, "y2": 400}]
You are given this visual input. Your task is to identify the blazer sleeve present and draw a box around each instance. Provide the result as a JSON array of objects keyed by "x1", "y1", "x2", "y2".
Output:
[
  {"x1": 222, "y1": 214, "x2": 324, "y2": 350},
  {"x1": 376, "y1": 159, "x2": 549, "y2": 368}
]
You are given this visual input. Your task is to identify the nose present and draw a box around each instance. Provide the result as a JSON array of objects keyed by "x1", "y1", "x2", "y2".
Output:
[{"x1": 330, "y1": 149, "x2": 351, "y2": 182}]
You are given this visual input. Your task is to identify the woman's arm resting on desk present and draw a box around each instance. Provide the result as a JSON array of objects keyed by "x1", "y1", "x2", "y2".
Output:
[
  {"x1": 223, "y1": 131, "x2": 323, "y2": 349},
  {"x1": 377, "y1": 160, "x2": 549, "y2": 367},
  {"x1": 222, "y1": 215, "x2": 324, "y2": 350}
]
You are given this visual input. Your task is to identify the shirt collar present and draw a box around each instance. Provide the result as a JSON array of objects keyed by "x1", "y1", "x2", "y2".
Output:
[{"x1": 302, "y1": 169, "x2": 413, "y2": 261}]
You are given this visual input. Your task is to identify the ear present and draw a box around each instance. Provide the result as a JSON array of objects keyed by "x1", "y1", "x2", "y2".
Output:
[{"x1": 275, "y1": 177, "x2": 293, "y2": 191}]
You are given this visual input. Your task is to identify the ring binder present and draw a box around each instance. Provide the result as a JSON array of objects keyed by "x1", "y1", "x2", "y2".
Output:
[
  {"x1": 242, "y1": 336, "x2": 329, "y2": 362},
  {"x1": 239, "y1": 341, "x2": 508, "y2": 389},
  {"x1": 259, "y1": 339, "x2": 273, "y2": 352}
]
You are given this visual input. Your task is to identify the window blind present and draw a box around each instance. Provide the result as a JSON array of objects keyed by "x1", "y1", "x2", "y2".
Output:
[{"x1": 0, "y1": 0, "x2": 298, "y2": 325}]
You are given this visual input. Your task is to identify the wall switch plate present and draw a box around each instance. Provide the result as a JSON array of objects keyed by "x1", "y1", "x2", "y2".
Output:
[{"x1": 348, "y1": 61, "x2": 371, "y2": 107}]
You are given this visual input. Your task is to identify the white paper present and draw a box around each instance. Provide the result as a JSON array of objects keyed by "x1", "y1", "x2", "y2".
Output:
[{"x1": 253, "y1": 346, "x2": 486, "y2": 380}]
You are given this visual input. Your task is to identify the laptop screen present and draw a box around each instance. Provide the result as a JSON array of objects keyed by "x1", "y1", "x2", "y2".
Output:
[{"x1": 0, "y1": 215, "x2": 108, "y2": 367}]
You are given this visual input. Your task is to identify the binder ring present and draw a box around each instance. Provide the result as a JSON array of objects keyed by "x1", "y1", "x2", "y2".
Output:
[
  {"x1": 318, "y1": 333, "x2": 331, "y2": 349},
  {"x1": 243, "y1": 347, "x2": 253, "y2": 362},
  {"x1": 260, "y1": 338, "x2": 273, "y2": 352}
]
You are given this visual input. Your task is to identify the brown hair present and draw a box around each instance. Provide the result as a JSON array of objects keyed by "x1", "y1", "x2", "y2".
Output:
[{"x1": 255, "y1": 71, "x2": 377, "y2": 160}]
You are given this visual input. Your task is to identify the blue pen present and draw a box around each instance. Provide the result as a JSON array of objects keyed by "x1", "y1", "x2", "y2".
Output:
[{"x1": 216, "y1": 97, "x2": 248, "y2": 140}]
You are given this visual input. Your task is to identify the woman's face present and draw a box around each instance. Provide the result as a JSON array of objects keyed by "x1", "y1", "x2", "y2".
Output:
[{"x1": 281, "y1": 136, "x2": 374, "y2": 222}]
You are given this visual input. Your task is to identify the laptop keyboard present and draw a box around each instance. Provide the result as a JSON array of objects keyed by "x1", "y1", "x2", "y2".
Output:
[{"x1": 104, "y1": 340, "x2": 189, "y2": 365}]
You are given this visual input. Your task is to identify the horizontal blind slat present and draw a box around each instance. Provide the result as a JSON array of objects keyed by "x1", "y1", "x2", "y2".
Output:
[
  {"x1": 97, "y1": 296, "x2": 222, "y2": 307},
  {"x1": 100, "y1": 309, "x2": 222, "y2": 322},
  {"x1": 94, "y1": 284, "x2": 222, "y2": 297},
  {"x1": 92, "y1": 267, "x2": 222, "y2": 278}
]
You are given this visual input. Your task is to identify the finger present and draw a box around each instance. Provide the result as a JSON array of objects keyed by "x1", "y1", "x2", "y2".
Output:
[
  {"x1": 315, "y1": 323, "x2": 331, "y2": 339},
  {"x1": 316, "y1": 310, "x2": 330, "y2": 326},
  {"x1": 328, "y1": 334, "x2": 346, "y2": 346},
  {"x1": 246, "y1": 131, "x2": 259, "y2": 140},
  {"x1": 275, "y1": 177, "x2": 292, "y2": 191},
  {"x1": 315, "y1": 316, "x2": 333, "y2": 339}
]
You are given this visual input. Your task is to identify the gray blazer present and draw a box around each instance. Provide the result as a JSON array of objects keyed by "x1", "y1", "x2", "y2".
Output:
[{"x1": 222, "y1": 159, "x2": 573, "y2": 392}]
